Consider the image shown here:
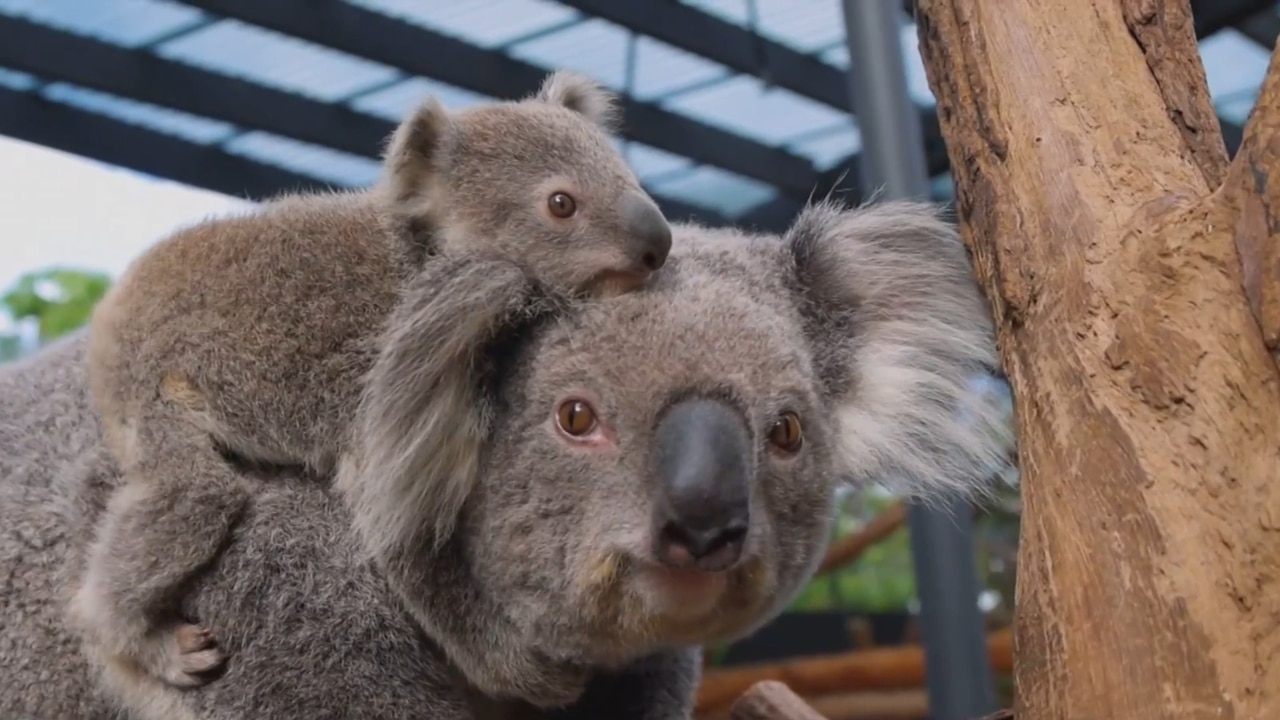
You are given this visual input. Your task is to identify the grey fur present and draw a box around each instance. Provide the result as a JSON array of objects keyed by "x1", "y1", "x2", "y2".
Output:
[
  {"x1": 0, "y1": 333, "x2": 698, "y2": 720},
  {"x1": 0, "y1": 200, "x2": 1010, "y2": 720},
  {"x1": 73, "y1": 69, "x2": 672, "y2": 691}
]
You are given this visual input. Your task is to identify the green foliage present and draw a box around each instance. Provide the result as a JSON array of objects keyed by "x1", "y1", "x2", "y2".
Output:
[
  {"x1": 0, "y1": 267, "x2": 112, "y2": 361},
  {"x1": 788, "y1": 523, "x2": 916, "y2": 613},
  {"x1": 786, "y1": 491, "x2": 917, "y2": 614}
]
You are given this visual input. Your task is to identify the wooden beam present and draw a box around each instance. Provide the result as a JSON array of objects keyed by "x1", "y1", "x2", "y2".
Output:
[
  {"x1": 696, "y1": 628, "x2": 1013, "y2": 715},
  {"x1": 813, "y1": 501, "x2": 907, "y2": 576}
]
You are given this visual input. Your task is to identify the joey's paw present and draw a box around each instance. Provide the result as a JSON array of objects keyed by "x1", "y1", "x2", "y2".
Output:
[{"x1": 142, "y1": 622, "x2": 228, "y2": 688}]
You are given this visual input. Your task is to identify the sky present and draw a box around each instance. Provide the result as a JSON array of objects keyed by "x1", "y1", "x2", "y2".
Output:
[{"x1": 0, "y1": 135, "x2": 252, "y2": 294}]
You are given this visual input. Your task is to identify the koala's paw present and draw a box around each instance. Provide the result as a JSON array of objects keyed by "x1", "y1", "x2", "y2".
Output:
[{"x1": 138, "y1": 622, "x2": 228, "y2": 688}]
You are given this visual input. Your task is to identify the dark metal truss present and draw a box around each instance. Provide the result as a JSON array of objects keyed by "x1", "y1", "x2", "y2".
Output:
[
  {"x1": 0, "y1": 14, "x2": 725, "y2": 228},
  {"x1": 0, "y1": 0, "x2": 1272, "y2": 234},
  {"x1": 0, "y1": 84, "x2": 329, "y2": 201},
  {"x1": 179, "y1": 0, "x2": 820, "y2": 198}
]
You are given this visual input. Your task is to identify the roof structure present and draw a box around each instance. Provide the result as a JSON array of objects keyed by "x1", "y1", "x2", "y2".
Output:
[{"x1": 0, "y1": 0, "x2": 1275, "y2": 233}]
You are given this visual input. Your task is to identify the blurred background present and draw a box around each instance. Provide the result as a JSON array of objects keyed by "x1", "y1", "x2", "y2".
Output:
[{"x1": 0, "y1": 1, "x2": 1271, "y2": 718}]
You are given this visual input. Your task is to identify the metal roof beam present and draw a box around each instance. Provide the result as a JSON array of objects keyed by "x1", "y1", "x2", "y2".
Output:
[
  {"x1": 177, "y1": 0, "x2": 823, "y2": 199},
  {"x1": 553, "y1": 0, "x2": 850, "y2": 108},
  {"x1": 0, "y1": 15, "x2": 392, "y2": 158},
  {"x1": 1191, "y1": 0, "x2": 1277, "y2": 37},
  {"x1": 1234, "y1": 8, "x2": 1280, "y2": 49},
  {"x1": 555, "y1": 0, "x2": 952, "y2": 180},
  {"x1": 0, "y1": 86, "x2": 331, "y2": 201},
  {"x1": 0, "y1": 16, "x2": 730, "y2": 228}
]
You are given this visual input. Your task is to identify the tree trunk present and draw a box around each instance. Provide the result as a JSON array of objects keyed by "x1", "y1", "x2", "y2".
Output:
[{"x1": 914, "y1": 1, "x2": 1280, "y2": 718}]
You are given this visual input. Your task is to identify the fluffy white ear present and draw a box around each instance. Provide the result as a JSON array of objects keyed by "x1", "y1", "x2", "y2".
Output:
[
  {"x1": 532, "y1": 70, "x2": 621, "y2": 133},
  {"x1": 784, "y1": 199, "x2": 1016, "y2": 504}
]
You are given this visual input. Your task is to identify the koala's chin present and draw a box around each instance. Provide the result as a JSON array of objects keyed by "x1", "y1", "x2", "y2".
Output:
[{"x1": 574, "y1": 540, "x2": 780, "y2": 658}]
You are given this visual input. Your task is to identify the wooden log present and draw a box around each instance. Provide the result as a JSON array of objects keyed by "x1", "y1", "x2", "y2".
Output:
[
  {"x1": 803, "y1": 688, "x2": 929, "y2": 720},
  {"x1": 696, "y1": 627, "x2": 1013, "y2": 715},
  {"x1": 814, "y1": 501, "x2": 907, "y2": 576},
  {"x1": 728, "y1": 681, "x2": 829, "y2": 720},
  {"x1": 709, "y1": 682, "x2": 1008, "y2": 720},
  {"x1": 914, "y1": 0, "x2": 1280, "y2": 718}
]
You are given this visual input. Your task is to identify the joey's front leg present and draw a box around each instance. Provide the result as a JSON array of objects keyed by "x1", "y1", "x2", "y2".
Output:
[
  {"x1": 544, "y1": 649, "x2": 700, "y2": 720},
  {"x1": 70, "y1": 405, "x2": 253, "y2": 690}
]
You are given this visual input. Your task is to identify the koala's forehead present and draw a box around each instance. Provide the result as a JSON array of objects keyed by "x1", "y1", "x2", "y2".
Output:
[
  {"x1": 449, "y1": 104, "x2": 626, "y2": 176},
  {"x1": 526, "y1": 242, "x2": 818, "y2": 413}
]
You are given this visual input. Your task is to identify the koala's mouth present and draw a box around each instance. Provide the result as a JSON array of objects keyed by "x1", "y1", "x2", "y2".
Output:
[
  {"x1": 582, "y1": 268, "x2": 653, "y2": 299},
  {"x1": 635, "y1": 564, "x2": 729, "y2": 617}
]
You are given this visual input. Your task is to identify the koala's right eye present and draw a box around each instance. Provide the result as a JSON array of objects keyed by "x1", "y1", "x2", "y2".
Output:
[
  {"x1": 556, "y1": 399, "x2": 597, "y2": 436},
  {"x1": 547, "y1": 191, "x2": 577, "y2": 219},
  {"x1": 767, "y1": 411, "x2": 804, "y2": 455}
]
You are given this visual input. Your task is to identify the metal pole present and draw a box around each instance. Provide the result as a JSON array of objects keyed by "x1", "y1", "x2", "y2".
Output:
[{"x1": 839, "y1": 2, "x2": 998, "y2": 718}]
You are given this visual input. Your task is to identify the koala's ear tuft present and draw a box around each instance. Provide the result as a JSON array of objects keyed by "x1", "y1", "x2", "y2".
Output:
[
  {"x1": 381, "y1": 95, "x2": 453, "y2": 209},
  {"x1": 785, "y1": 199, "x2": 1015, "y2": 504},
  {"x1": 533, "y1": 70, "x2": 621, "y2": 133}
]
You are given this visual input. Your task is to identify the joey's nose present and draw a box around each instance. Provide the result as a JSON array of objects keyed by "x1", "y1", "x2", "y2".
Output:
[
  {"x1": 618, "y1": 191, "x2": 673, "y2": 272},
  {"x1": 651, "y1": 398, "x2": 751, "y2": 573}
]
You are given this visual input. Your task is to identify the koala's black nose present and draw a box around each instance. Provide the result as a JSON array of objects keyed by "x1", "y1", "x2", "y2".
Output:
[
  {"x1": 651, "y1": 398, "x2": 751, "y2": 573},
  {"x1": 618, "y1": 191, "x2": 673, "y2": 272}
]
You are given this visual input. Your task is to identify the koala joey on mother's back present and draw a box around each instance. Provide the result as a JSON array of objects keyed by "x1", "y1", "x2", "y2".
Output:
[{"x1": 73, "y1": 69, "x2": 672, "y2": 695}]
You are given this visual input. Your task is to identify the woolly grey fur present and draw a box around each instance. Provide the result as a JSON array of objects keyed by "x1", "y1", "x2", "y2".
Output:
[{"x1": 0, "y1": 200, "x2": 1012, "y2": 719}]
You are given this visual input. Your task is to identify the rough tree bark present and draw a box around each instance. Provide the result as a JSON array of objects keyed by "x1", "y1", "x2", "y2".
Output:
[{"x1": 914, "y1": 0, "x2": 1280, "y2": 718}]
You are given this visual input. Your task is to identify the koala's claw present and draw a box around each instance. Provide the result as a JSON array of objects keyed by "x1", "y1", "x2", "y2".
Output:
[{"x1": 151, "y1": 622, "x2": 228, "y2": 688}]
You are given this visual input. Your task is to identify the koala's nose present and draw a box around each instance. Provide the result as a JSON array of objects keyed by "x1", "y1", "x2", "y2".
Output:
[
  {"x1": 651, "y1": 397, "x2": 751, "y2": 573},
  {"x1": 618, "y1": 191, "x2": 673, "y2": 272}
]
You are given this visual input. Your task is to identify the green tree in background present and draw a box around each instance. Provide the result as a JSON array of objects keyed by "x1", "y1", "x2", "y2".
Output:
[{"x1": 0, "y1": 267, "x2": 112, "y2": 362}]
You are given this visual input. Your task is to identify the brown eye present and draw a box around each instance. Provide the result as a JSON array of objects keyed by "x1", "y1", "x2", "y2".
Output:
[
  {"x1": 548, "y1": 191, "x2": 577, "y2": 218},
  {"x1": 767, "y1": 411, "x2": 803, "y2": 454},
  {"x1": 557, "y1": 399, "x2": 597, "y2": 436}
]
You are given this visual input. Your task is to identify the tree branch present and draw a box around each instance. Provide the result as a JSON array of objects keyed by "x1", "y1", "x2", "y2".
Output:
[
  {"x1": 1215, "y1": 45, "x2": 1280, "y2": 364},
  {"x1": 914, "y1": 0, "x2": 1280, "y2": 718},
  {"x1": 728, "y1": 682, "x2": 829, "y2": 720},
  {"x1": 1122, "y1": 0, "x2": 1230, "y2": 186},
  {"x1": 813, "y1": 501, "x2": 907, "y2": 576}
]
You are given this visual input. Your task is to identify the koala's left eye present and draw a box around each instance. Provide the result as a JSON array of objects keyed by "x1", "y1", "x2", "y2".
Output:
[
  {"x1": 556, "y1": 399, "x2": 597, "y2": 436},
  {"x1": 547, "y1": 191, "x2": 577, "y2": 219},
  {"x1": 767, "y1": 411, "x2": 803, "y2": 454}
]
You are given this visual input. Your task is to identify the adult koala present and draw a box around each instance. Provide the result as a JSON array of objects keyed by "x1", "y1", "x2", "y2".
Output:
[{"x1": 0, "y1": 200, "x2": 1013, "y2": 720}]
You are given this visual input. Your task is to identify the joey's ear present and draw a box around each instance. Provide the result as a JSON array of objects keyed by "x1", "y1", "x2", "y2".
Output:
[
  {"x1": 381, "y1": 95, "x2": 454, "y2": 208},
  {"x1": 533, "y1": 70, "x2": 621, "y2": 133},
  {"x1": 337, "y1": 255, "x2": 556, "y2": 564},
  {"x1": 785, "y1": 199, "x2": 1015, "y2": 504}
]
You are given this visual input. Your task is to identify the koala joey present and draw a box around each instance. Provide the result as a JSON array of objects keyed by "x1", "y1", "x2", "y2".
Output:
[{"x1": 73, "y1": 69, "x2": 673, "y2": 692}]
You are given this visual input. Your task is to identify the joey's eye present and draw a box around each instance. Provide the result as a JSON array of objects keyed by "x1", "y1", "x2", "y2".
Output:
[
  {"x1": 547, "y1": 191, "x2": 577, "y2": 218},
  {"x1": 767, "y1": 411, "x2": 803, "y2": 454},
  {"x1": 556, "y1": 399, "x2": 597, "y2": 436}
]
